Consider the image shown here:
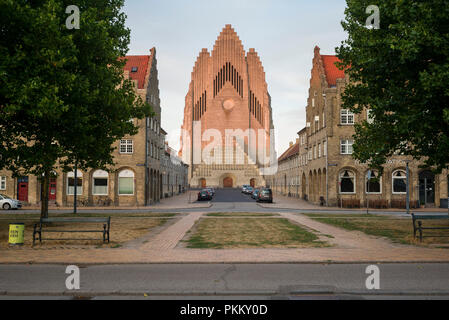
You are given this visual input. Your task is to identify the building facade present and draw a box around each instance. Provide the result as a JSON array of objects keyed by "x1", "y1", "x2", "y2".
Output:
[
  {"x1": 286, "y1": 46, "x2": 449, "y2": 208},
  {"x1": 0, "y1": 48, "x2": 176, "y2": 207},
  {"x1": 179, "y1": 25, "x2": 275, "y2": 189},
  {"x1": 161, "y1": 141, "x2": 189, "y2": 198},
  {"x1": 268, "y1": 140, "x2": 300, "y2": 198}
]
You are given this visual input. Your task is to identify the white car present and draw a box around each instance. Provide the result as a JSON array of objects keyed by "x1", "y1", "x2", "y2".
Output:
[{"x1": 0, "y1": 194, "x2": 22, "y2": 210}]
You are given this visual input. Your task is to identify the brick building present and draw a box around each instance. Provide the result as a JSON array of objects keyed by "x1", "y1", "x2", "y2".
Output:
[
  {"x1": 161, "y1": 141, "x2": 189, "y2": 198},
  {"x1": 0, "y1": 48, "x2": 179, "y2": 207},
  {"x1": 179, "y1": 25, "x2": 275, "y2": 188},
  {"x1": 281, "y1": 46, "x2": 449, "y2": 208},
  {"x1": 268, "y1": 140, "x2": 300, "y2": 198}
]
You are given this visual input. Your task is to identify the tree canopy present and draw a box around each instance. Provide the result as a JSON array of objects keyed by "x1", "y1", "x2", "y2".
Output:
[
  {"x1": 336, "y1": 0, "x2": 449, "y2": 173},
  {"x1": 0, "y1": 0, "x2": 152, "y2": 216}
]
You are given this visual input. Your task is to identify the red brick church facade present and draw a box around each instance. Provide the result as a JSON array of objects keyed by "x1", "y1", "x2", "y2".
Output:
[{"x1": 180, "y1": 25, "x2": 275, "y2": 188}]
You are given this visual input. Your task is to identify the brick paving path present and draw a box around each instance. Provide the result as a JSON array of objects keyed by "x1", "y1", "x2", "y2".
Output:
[
  {"x1": 1, "y1": 212, "x2": 449, "y2": 264},
  {"x1": 278, "y1": 212, "x2": 394, "y2": 249},
  {"x1": 141, "y1": 213, "x2": 204, "y2": 250}
]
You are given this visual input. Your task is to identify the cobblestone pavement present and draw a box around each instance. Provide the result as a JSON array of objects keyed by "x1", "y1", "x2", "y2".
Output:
[{"x1": 1, "y1": 211, "x2": 449, "y2": 264}]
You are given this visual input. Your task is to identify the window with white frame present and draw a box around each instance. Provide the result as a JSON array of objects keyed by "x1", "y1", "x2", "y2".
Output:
[
  {"x1": 318, "y1": 143, "x2": 322, "y2": 158},
  {"x1": 312, "y1": 98, "x2": 315, "y2": 107},
  {"x1": 0, "y1": 176, "x2": 6, "y2": 190},
  {"x1": 322, "y1": 112, "x2": 325, "y2": 127},
  {"x1": 67, "y1": 170, "x2": 83, "y2": 195},
  {"x1": 120, "y1": 139, "x2": 133, "y2": 154},
  {"x1": 308, "y1": 150, "x2": 312, "y2": 161},
  {"x1": 340, "y1": 139, "x2": 353, "y2": 154},
  {"x1": 340, "y1": 109, "x2": 354, "y2": 124},
  {"x1": 339, "y1": 170, "x2": 356, "y2": 193},
  {"x1": 118, "y1": 170, "x2": 134, "y2": 195},
  {"x1": 92, "y1": 170, "x2": 108, "y2": 195},
  {"x1": 367, "y1": 109, "x2": 374, "y2": 124},
  {"x1": 392, "y1": 170, "x2": 407, "y2": 194},
  {"x1": 313, "y1": 145, "x2": 317, "y2": 159},
  {"x1": 366, "y1": 170, "x2": 381, "y2": 193},
  {"x1": 324, "y1": 141, "x2": 327, "y2": 156}
]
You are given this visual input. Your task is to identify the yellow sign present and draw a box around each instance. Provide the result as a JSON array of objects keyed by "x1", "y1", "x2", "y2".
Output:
[{"x1": 9, "y1": 223, "x2": 25, "y2": 245}]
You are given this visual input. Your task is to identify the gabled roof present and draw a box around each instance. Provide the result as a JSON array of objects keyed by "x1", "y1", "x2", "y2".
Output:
[
  {"x1": 122, "y1": 55, "x2": 150, "y2": 89},
  {"x1": 320, "y1": 54, "x2": 345, "y2": 87},
  {"x1": 278, "y1": 141, "x2": 299, "y2": 162}
]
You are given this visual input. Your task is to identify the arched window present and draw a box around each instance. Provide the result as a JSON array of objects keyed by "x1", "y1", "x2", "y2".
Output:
[
  {"x1": 366, "y1": 170, "x2": 381, "y2": 194},
  {"x1": 392, "y1": 170, "x2": 407, "y2": 194},
  {"x1": 92, "y1": 170, "x2": 108, "y2": 195},
  {"x1": 67, "y1": 170, "x2": 83, "y2": 195},
  {"x1": 339, "y1": 170, "x2": 355, "y2": 194},
  {"x1": 118, "y1": 169, "x2": 134, "y2": 195}
]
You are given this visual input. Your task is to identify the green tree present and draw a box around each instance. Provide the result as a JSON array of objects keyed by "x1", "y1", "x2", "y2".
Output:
[
  {"x1": 0, "y1": 0, "x2": 152, "y2": 217},
  {"x1": 336, "y1": 0, "x2": 449, "y2": 173}
]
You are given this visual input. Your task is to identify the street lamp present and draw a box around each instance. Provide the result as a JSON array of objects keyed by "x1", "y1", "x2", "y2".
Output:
[{"x1": 404, "y1": 160, "x2": 411, "y2": 215}]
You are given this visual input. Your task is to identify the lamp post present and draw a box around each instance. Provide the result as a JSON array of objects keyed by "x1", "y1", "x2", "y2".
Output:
[
  {"x1": 405, "y1": 160, "x2": 411, "y2": 215},
  {"x1": 366, "y1": 169, "x2": 371, "y2": 215},
  {"x1": 73, "y1": 160, "x2": 78, "y2": 214}
]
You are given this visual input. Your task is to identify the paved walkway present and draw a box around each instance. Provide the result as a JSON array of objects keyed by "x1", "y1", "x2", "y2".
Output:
[
  {"x1": 19, "y1": 191, "x2": 211, "y2": 211},
  {"x1": 279, "y1": 212, "x2": 394, "y2": 249},
  {"x1": 141, "y1": 213, "x2": 204, "y2": 250},
  {"x1": 261, "y1": 193, "x2": 449, "y2": 212},
  {"x1": 2, "y1": 211, "x2": 449, "y2": 264}
]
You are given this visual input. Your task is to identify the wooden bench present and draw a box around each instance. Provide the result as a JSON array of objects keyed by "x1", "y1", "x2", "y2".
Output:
[
  {"x1": 411, "y1": 214, "x2": 449, "y2": 241},
  {"x1": 33, "y1": 217, "x2": 111, "y2": 245}
]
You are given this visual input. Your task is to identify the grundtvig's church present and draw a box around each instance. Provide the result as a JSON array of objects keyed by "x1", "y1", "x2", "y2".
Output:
[{"x1": 179, "y1": 25, "x2": 275, "y2": 189}]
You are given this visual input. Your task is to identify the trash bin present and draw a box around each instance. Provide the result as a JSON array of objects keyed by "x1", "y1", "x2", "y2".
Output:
[{"x1": 9, "y1": 223, "x2": 25, "y2": 246}]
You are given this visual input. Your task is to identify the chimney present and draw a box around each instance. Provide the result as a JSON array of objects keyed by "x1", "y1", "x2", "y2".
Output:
[{"x1": 289, "y1": 141, "x2": 293, "y2": 147}]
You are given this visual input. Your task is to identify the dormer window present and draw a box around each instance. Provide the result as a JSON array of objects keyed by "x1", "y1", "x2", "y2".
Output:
[{"x1": 131, "y1": 66, "x2": 138, "y2": 73}]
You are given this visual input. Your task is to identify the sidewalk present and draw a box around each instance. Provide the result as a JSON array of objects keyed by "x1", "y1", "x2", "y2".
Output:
[
  {"x1": 259, "y1": 193, "x2": 449, "y2": 213},
  {"x1": 19, "y1": 191, "x2": 211, "y2": 211}
]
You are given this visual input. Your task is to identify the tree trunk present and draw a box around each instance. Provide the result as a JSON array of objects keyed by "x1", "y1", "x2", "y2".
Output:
[{"x1": 40, "y1": 170, "x2": 50, "y2": 219}]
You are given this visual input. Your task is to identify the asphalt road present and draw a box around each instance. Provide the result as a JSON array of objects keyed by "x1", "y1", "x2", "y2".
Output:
[
  {"x1": 3, "y1": 188, "x2": 447, "y2": 216},
  {"x1": 1, "y1": 263, "x2": 449, "y2": 300}
]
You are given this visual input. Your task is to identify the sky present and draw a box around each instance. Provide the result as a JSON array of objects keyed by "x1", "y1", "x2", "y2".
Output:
[{"x1": 123, "y1": 0, "x2": 348, "y2": 154}]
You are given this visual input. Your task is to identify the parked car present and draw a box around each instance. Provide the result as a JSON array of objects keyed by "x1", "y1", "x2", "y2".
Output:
[
  {"x1": 0, "y1": 194, "x2": 22, "y2": 210},
  {"x1": 205, "y1": 187, "x2": 215, "y2": 196},
  {"x1": 244, "y1": 186, "x2": 254, "y2": 194},
  {"x1": 241, "y1": 185, "x2": 250, "y2": 193},
  {"x1": 251, "y1": 188, "x2": 260, "y2": 199},
  {"x1": 257, "y1": 188, "x2": 273, "y2": 203},
  {"x1": 197, "y1": 189, "x2": 212, "y2": 201}
]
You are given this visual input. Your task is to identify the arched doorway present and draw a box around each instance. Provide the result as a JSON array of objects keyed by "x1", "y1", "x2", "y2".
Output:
[
  {"x1": 419, "y1": 170, "x2": 435, "y2": 207},
  {"x1": 250, "y1": 178, "x2": 256, "y2": 188},
  {"x1": 199, "y1": 178, "x2": 206, "y2": 188},
  {"x1": 223, "y1": 177, "x2": 233, "y2": 188}
]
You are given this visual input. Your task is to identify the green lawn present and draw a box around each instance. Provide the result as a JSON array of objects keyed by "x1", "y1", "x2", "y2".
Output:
[
  {"x1": 304, "y1": 213, "x2": 449, "y2": 245},
  {"x1": 184, "y1": 217, "x2": 329, "y2": 249}
]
